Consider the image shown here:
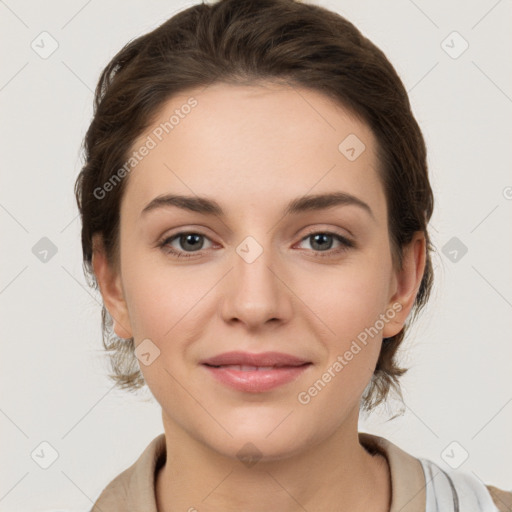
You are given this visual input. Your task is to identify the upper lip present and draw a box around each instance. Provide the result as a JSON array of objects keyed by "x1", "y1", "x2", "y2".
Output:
[{"x1": 201, "y1": 351, "x2": 311, "y2": 367}]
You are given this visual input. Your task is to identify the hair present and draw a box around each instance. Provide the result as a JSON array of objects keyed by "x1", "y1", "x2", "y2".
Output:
[{"x1": 75, "y1": 0, "x2": 434, "y2": 413}]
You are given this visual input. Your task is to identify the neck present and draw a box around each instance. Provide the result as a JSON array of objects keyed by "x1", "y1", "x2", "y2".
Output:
[{"x1": 155, "y1": 412, "x2": 391, "y2": 512}]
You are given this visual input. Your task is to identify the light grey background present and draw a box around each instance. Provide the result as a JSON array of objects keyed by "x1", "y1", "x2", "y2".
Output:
[{"x1": 1, "y1": 0, "x2": 511, "y2": 510}]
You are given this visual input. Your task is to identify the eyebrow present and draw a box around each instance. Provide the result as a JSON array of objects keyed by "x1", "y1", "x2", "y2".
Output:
[{"x1": 140, "y1": 191, "x2": 374, "y2": 220}]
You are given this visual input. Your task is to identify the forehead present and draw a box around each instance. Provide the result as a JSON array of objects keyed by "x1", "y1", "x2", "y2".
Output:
[{"x1": 122, "y1": 82, "x2": 385, "y2": 221}]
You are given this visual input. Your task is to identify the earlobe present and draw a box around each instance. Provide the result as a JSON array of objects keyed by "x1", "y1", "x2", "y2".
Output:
[
  {"x1": 91, "y1": 234, "x2": 133, "y2": 339},
  {"x1": 382, "y1": 232, "x2": 427, "y2": 339}
]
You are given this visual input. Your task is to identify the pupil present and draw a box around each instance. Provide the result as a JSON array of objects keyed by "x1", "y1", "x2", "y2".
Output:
[
  {"x1": 312, "y1": 234, "x2": 332, "y2": 251},
  {"x1": 182, "y1": 234, "x2": 202, "y2": 251}
]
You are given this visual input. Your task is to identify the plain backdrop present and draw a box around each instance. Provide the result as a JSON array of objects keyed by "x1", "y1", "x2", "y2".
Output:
[{"x1": 1, "y1": 0, "x2": 511, "y2": 510}]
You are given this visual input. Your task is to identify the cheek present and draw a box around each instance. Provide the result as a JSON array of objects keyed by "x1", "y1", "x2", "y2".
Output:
[
  {"x1": 122, "y1": 265, "x2": 204, "y2": 404},
  {"x1": 290, "y1": 254, "x2": 393, "y2": 401},
  {"x1": 293, "y1": 268, "x2": 387, "y2": 422},
  {"x1": 121, "y1": 258, "x2": 220, "y2": 395},
  {"x1": 124, "y1": 266, "x2": 204, "y2": 340},
  {"x1": 296, "y1": 261, "x2": 392, "y2": 344}
]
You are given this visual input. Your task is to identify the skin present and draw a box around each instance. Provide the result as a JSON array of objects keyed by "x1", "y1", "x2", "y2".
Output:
[{"x1": 93, "y1": 81, "x2": 426, "y2": 511}]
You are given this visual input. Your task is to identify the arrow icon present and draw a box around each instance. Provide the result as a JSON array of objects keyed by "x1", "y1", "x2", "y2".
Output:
[
  {"x1": 32, "y1": 237, "x2": 58, "y2": 263},
  {"x1": 135, "y1": 339, "x2": 161, "y2": 365},
  {"x1": 31, "y1": 441, "x2": 59, "y2": 468},
  {"x1": 440, "y1": 31, "x2": 469, "y2": 59},
  {"x1": 30, "y1": 31, "x2": 59, "y2": 60},
  {"x1": 236, "y1": 236, "x2": 263, "y2": 263},
  {"x1": 338, "y1": 134, "x2": 365, "y2": 161},
  {"x1": 442, "y1": 236, "x2": 467, "y2": 263}
]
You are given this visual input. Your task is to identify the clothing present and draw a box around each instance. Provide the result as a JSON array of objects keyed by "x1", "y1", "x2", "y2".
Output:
[{"x1": 91, "y1": 432, "x2": 512, "y2": 511}]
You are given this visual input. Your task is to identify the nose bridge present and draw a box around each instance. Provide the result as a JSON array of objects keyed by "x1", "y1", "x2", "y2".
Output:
[{"x1": 221, "y1": 234, "x2": 291, "y2": 327}]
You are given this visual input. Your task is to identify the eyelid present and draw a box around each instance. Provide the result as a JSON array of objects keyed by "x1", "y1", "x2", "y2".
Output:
[
  {"x1": 156, "y1": 225, "x2": 216, "y2": 245},
  {"x1": 298, "y1": 224, "x2": 354, "y2": 241},
  {"x1": 157, "y1": 230, "x2": 216, "y2": 252},
  {"x1": 300, "y1": 225, "x2": 352, "y2": 239}
]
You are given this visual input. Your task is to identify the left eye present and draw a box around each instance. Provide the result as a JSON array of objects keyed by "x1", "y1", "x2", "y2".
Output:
[{"x1": 297, "y1": 232, "x2": 354, "y2": 255}]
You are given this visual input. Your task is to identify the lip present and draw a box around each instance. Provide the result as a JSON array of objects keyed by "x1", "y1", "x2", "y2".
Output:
[
  {"x1": 200, "y1": 351, "x2": 312, "y2": 393},
  {"x1": 201, "y1": 351, "x2": 310, "y2": 367}
]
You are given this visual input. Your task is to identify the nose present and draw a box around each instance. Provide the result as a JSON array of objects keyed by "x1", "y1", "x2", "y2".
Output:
[{"x1": 220, "y1": 238, "x2": 294, "y2": 330}]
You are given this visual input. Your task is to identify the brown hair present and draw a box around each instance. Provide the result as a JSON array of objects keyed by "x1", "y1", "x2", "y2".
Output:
[{"x1": 75, "y1": 0, "x2": 434, "y2": 412}]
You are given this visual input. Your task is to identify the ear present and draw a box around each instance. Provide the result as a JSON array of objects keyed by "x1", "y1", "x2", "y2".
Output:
[
  {"x1": 91, "y1": 234, "x2": 133, "y2": 339},
  {"x1": 382, "y1": 232, "x2": 427, "y2": 339}
]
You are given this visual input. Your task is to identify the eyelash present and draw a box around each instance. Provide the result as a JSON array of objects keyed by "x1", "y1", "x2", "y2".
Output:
[{"x1": 158, "y1": 229, "x2": 355, "y2": 260}]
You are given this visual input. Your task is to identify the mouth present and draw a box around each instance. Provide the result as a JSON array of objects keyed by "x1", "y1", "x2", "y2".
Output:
[
  {"x1": 200, "y1": 350, "x2": 311, "y2": 367},
  {"x1": 204, "y1": 364, "x2": 306, "y2": 371},
  {"x1": 200, "y1": 352, "x2": 312, "y2": 393}
]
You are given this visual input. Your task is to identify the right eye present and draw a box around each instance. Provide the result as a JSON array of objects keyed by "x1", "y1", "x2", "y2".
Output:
[{"x1": 159, "y1": 232, "x2": 215, "y2": 258}]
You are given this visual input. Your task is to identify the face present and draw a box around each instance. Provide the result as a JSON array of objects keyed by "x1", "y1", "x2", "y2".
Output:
[{"x1": 95, "y1": 82, "x2": 423, "y2": 461}]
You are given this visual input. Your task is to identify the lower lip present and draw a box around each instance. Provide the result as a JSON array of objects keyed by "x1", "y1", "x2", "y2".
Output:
[{"x1": 202, "y1": 364, "x2": 312, "y2": 393}]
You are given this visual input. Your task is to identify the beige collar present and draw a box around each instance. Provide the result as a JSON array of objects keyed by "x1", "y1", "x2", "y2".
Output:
[
  {"x1": 92, "y1": 432, "x2": 427, "y2": 511},
  {"x1": 359, "y1": 432, "x2": 426, "y2": 512}
]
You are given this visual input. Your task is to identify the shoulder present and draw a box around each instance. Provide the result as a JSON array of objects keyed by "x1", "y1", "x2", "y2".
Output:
[
  {"x1": 359, "y1": 432, "x2": 511, "y2": 512},
  {"x1": 91, "y1": 433, "x2": 166, "y2": 512},
  {"x1": 485, "y1": 485, "x2": 512, "y2": 512},
  {"x1": 419, "y1": 457, "x2": 512, "y2": 512}
]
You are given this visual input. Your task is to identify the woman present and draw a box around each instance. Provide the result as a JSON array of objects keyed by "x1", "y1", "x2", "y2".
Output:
[{"x1": 75, "y1": 0, "x2": 512, "y2": 510}]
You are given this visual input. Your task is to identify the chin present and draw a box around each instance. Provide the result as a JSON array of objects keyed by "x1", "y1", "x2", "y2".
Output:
[
  {"x1": 197, "y1": 413, "x2": 316, "y2": 463},
  {"x1": 210, "y1": 434, "x2": 307, "y2": 465}
]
